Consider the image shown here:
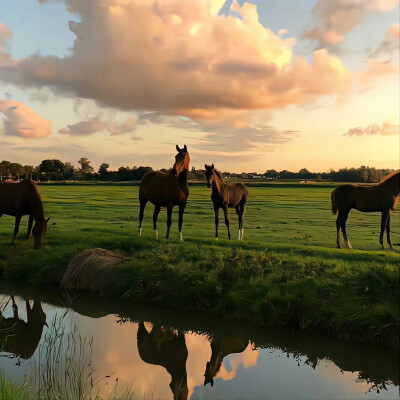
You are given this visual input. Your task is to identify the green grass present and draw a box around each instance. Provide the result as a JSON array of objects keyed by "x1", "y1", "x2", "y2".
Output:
[{"x1": 0, "y1": 183, "x2": 399, "y2": 348}]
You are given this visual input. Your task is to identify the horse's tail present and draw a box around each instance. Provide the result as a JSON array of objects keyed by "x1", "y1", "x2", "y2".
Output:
[{"x1": 331, "y1": 189, "x2": 338, "y2": 215}]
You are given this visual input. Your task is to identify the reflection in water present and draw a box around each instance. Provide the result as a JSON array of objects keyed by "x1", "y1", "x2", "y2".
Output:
[
  {"x1": 204, "y1": 334, "x2": 249, "y2": 386},
  {"x1": 0, "y1": 296, "x2": 46, "y2": 361},
  {"x1": 0, "y1": 286, "x2": 398, "y2": 400},
  {"x1": 137, "y1": 323, "x2": 188, "y2": 400}
]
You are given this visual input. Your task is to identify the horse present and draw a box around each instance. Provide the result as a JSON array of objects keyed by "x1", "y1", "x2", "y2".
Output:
[
  {"x1": 137, "y1": 322, "x2": 188, "y2": 400},
  {"x1": 139, "y1": 145, "x2": 190, "y2": 241},
  {"x1": 0, "y1": 179, "x2": 50, "y2": 248},
  {"x1": 331, "y1": 170, "x2": 400, "y2": 249},
  {"x1": 0, "y1": 296, "x2": 47, "y2": 361},
  {"x1": 204, "y1": 164, "x2": 248, "y2": 240}
]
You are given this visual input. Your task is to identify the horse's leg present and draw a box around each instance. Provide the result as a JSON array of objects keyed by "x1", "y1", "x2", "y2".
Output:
[
  {"x1": 386, "y1": 212, "x2": 393, "y2": 249},
  {"x1": 166, "y1": 206, "x2": 173, "y2": 239},
  {"x1": 26, "y1": 213, "x2": 34, "y2": 239},
  {"x1": 339, "y1": 210, "x2": 352, "y2": 249},
  {"x1": 214, "y1": 206, "x2": 220, "y2": 240},
  {"x1": 380, "y1": 210, "x2": 389, "y2": 249},
  {"x1": 336, "y1": 214, "x2": 341, "y2": 249},
  {"x1": 12, "y1": 215, "x2": 22, "y2": 244},
  {"x1": 178, "y1": 202, "x2": 186, "y2": 242},
  {"x1": 153, "y1": 205, "x2": 161, "y2": 239},
  {"x1": 240, "y1": 201, "x2": 246, "y2": 240},
  {"x1": 11, "y1": 296, "x2": 18, "y2": 319},
  {"x1": 138, "y1": 198, "x2": 148, "y2": 236},
  {"x1": 235, "y1": 205, "x2": 241, "y2": 240},
  {"x1": 222, "y1": 205, "x2": 231, "y2": 240}
]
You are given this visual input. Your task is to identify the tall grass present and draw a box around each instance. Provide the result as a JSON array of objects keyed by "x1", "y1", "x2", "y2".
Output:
[{"x1": 1, "y1": 311, "x2": 136, "y2": 400}]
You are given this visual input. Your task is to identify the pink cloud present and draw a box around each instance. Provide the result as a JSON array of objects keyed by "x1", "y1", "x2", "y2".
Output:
[
  {"x1": 344, "y1": 121, "x2": 399, "y2": 136},
  {"x1": 303, "y1": 0, "x2": 399, "y2": 47},
  {"x1": 0, "y1": 99, "x2": 51, "y2": 139}
]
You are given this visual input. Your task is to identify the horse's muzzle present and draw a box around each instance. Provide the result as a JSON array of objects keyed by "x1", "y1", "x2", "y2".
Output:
[{"x1": 207, "y1": 183, "x2": 211, "y2": 188}]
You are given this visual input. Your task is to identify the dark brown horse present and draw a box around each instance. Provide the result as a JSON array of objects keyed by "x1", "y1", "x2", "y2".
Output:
[
  {"x1": 139, "y1": 145, "x2": 190, "y2": 241},
  {"x1": 205, "y1": 164, "x2": 248, "y2": 240},
  {"x1": 331, "y1": 170, "x2": 400, "y2": 249},
  {"x1": 0, "y1": 296, "x2": 47, "y2": 360},
  {"x1": 137, "y1": 322, "x2": 188, "y2": 400},
  {"x1": 0, "y1": 179, "x2": 50, "y2": 247}
]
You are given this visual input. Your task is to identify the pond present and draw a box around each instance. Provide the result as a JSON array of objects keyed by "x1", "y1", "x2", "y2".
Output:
[{"x1": 0, "y1": 284, "x2": 398, "y2": 400}]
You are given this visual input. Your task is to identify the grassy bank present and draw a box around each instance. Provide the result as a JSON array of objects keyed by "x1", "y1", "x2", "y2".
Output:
[{"x1": 0, "y1": 184, "x2": 399, "y2": 349}]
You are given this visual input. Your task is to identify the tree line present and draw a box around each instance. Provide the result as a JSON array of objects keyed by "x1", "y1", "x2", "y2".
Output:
[{"x1": 0, "y1": 159, "x2": 394, "y2": 183}]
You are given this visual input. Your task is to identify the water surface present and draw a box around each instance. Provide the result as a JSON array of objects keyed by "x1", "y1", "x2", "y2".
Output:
[{"x1": 0, "y1": 284, "x2": 398, "y2": 400}]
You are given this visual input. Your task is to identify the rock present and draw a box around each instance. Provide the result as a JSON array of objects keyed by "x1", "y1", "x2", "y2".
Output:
[{"x1": 61, "y1": 248, "x2": 128, "y2": 293}]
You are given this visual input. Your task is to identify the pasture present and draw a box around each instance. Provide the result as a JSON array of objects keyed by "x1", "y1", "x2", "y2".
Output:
[
  {"x1": 0, "y1": 182, "x2": 398, "y2": 250},
  {"x1": 0, "y1": 182, "x2": 399, "y2": 348}
]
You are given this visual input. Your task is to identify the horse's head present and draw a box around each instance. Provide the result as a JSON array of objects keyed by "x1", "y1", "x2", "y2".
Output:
[
  {"x1": 204, "y1": 164, "x2": 215, "y2": 188},
  {"x1": 172, "y1": 145, "x2": 190, "y2": 176},
  {"x1": 32, "y1": 217, "x2": 50, "y2": 248}
]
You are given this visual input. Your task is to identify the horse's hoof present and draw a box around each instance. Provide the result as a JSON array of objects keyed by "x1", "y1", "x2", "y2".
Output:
[
  {"x1": 179, "y1": 233, "x2": 183, "y2": 242},
  {"x1": 139, "y1": 228, "x2": 142, "y2": 236},
  {"x1": 215, "y1": 237, "x2": 219, "y2": 241}
]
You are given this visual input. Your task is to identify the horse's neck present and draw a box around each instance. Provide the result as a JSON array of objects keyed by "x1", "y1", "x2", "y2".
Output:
[
  {"x1": 212, "y1": 174, "x2": 225, "y2": 198},
  {"x1": 29, "y1": 187, "x2": 44, "y2": 220},
  {"x1": 178, "y1": 170, "x2": 189, "y2": 192},
  {"x1": 381, "y1": 174, "x2": 400, "y2": 196}
]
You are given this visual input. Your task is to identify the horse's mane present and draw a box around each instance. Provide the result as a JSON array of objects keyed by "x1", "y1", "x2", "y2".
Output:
[
  {"x1": 380, "y1": 170, "x2": 400, "y2": 184},
  {"x1": 214, "y1": 169, "x2": 224, "y2": 182}
]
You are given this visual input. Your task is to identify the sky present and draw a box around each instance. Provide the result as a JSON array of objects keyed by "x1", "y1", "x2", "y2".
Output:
[{"x1": 0, "y1": 0, "x2": 399, "y2": 173}]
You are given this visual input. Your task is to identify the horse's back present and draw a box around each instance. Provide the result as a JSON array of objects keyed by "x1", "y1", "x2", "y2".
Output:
[{"x1": 0, "y1": 179, "x2": 37, "y2": 215}]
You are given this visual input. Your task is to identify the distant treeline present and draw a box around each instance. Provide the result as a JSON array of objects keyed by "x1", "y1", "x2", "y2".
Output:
[{"x1": 0, "y1": 159, "x2": 394, "y2": 183}]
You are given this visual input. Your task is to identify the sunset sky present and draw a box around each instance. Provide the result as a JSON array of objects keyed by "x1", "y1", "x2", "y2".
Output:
[{"x1": 0, "y1": 0, "x2": 399, "y2": 172}]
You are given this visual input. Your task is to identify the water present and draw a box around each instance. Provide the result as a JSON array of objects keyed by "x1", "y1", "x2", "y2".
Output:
[{"x1": 0, "y1": 284, "x2": 398, "y2": 400}]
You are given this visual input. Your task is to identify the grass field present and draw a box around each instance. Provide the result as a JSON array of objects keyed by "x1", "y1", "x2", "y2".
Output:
[{"x1": 0, "y1": 182, "x2": 399, "y2": 348}]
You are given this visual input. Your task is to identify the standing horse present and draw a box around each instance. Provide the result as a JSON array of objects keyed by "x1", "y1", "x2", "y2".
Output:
[
  {"x1": 204, "y1": 164, "x2": 248, "y2": 240},
  {"x1": 331, "y1": 170, "x2": 400, "y2": 249},
  {"x1": 0, "y1": 179, "x2": 50, "y2": 248},
  {"x1": 139, "y1": 145, "x2": 190, "y2": 241}
]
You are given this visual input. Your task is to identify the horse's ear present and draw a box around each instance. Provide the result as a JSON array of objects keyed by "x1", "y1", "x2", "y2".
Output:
[
  {"x1": 46, "y1": 217, "x2": 50, "y2": 223},
  {"x1": 204, "y1": 164, "x2": 207, "y2": 169},
  {"x1": 176, "y1": 144, "x2": 180, "y2": 152},
  {"x1": 211, "y1": 164, "x2": 214, "y2": 169},
  {"x1": 183, "y1": 144, "x2": 187, "y2": 152}
]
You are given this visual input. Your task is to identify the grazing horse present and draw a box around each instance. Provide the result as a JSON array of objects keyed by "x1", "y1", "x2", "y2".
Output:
[
  {"x1": 331, "y1": 170, "x2": 400, "y2": 249},
  {"x1": 139, "y1": 145, "x2": 190, "y2": 241},
  {"x1": 0, "y1": 179, "x2": 50, "y2": 248},
  {"x1": 0, "y1": 296, "x2": 47, "y2": 360},
  {"x1": 204, "y1": 164, "x2": 248, "y2": 240},
  {"x1": 137, "y1": 322, "x2": 188, "y2": 400}
]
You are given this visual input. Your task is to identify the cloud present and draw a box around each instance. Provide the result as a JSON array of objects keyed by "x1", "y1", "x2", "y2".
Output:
[
  {"x1": 0, "y1": 99, "x2": 51, "y2": 138},
  {"x1": 59, "y1": 116, "x2": 139, "y2": 137},
  {"x1": 370, "y1": 24, "x2": 400, "y2": 59},
  {"x1": 303, "y1": 0, "x2": 399, "y2": 47},
  {"x1": 0, "y1": 2, "x2": 349, "y2": 112},
  {"x1": 344, "y1": 121, "x2": 399, "y2": 136}
]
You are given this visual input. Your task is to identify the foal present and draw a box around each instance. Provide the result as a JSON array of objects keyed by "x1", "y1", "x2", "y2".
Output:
[
  {"x1": 139, "y1": 145, "x2": 190, "y2": 241},
  {"x1": 205, "y1": 164, "x2": 248, "y2": 240},
  {"x1": 331, "y1": 170, "x2": 400, "y2": 249}
]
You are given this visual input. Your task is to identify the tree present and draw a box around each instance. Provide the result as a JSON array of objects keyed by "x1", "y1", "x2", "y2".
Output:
[
  {"x1": 77, "y1": 158, "x2": 94, "y2": 180},
  {"x1": 98, "y1": 163, "x2": 110, "y2": 180},
  {"x1": 10, "y1": 163, "x2": 25, "y2": 180},
  {"x1": 63, "y1": 162, "x2": 75, "y2": 180},
  {"x1": 39, "y1": 159, "x2": 65, "y2": 181}
]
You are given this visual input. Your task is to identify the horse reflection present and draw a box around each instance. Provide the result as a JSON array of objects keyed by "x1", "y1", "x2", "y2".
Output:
[
  {"x1": 137, "y1": 322, "x2": 188, "y2": 400},
  {"x1": 0, "y1": 296, "x2": 47, "y2": 360},
  {"x1": 204, "y1": 334, "x2": 251, "y2": 386}
]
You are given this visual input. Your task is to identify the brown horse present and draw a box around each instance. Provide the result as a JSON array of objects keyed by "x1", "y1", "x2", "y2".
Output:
[
  {"x1": 331, "y1": 170, "x2": 400, "y2": 249},
  {"x1": 0, "y1": 296, "x2": 47, "y2": 360},
  {"x1": 0, "y1": 179, "x2": 50, "y2": 248},
  {"x1": 204, "y1": 164, "x2": 248, "y2": 240},
  {"x1": 137, "y1": 322, "x2": 188, "y2": 400},
  {"x1": 139, "y1": 145, "x2": 190, "y2": 241}
]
